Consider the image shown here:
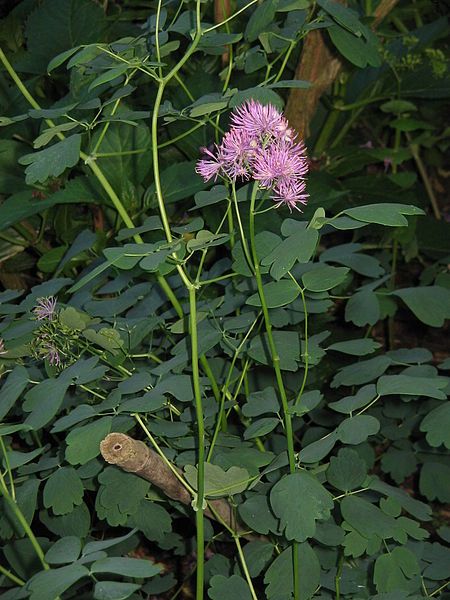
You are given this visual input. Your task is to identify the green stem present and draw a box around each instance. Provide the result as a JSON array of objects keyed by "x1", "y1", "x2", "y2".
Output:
[
  {"x1": 234, "y1": 535, "x2": 258, "y2": 600},
  {"x1": 189, "y1": 286, "x2": 205, "y2": 600},
  {"x1": 248, "y1": 183, "x2": 299, "y2": 599},
  {"x1": 273, "y1": 40, "x2": 296, "y2": 83},
  {"x1": 134, "y1": 414, "x2": 195, "y2": 493},
  {"x1": 231, "y1": 183, "x2": 254, "y2": 274},
  {"x1": 0, "y1": 563, "x2": 25, "y2": 587},
  {"x1": 0, "y1": 474, "x2": 49, "y2": 571},
  {"x1": 207, "y1": 315, "x2": 260, "y2": 461},
  {"x1": 407, "y1": 134, "x2": 441, "y2": 220},
  {"x1": 0, "y1": 437, "x2": 15, "y2": 500},
  {"x1": 294, "y1": 284, "x2": 309, "y2": 406},
  {"x1": 203, "y1": 0, "x2": 258, "y2": 33},
  {"x1": 335, "y1": 552, "x2": 344, "y2": 600}
]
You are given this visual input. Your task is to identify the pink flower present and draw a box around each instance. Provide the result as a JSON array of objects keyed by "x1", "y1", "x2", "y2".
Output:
[
  {"x1": 252, "y1": 140, "x2": 308, "y2": 189},
  {"x1": 272, "y1": 179, "x2": 309, "y2": 212},
  {"x1": 230, "y1": 100, "x2": 288, "y2": 139},
  {"x1": 221, "y1": 128, "x2": 258, "y2": 180},
  {"x1": 195, "y1": 146, "x2": 225, "y2": 182},
  {"x1": 34, "y1": 296, "x2": 57, "y2": 321},
  {"x1": 195, "y1": 100, "x2": 310, "y2": 211}
]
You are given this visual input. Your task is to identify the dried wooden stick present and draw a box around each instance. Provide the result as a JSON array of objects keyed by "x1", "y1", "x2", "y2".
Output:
[
  {"x1": 100, "y1": 433, "x2": 252, "y2": 538},
  {"x1": 286, "y1": 0, "x2": 399, "y2": 140}
]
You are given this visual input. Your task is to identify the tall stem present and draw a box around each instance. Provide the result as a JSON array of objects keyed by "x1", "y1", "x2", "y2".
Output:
[
  {"x1": 248, "y1": 183, "x2": 299, "y2": 599},
  {"x1": 189, "y1": 286, "x2": 205, "y2": 600},
  {"x1": 0, "y1": 474, "x2": 49, "y2": 572}
]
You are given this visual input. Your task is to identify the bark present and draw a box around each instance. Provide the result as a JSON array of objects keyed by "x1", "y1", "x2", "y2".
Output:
[
  {"x1": 285, "y1": 0, "x2": 399, "y2": 139},
  {"x1": 100, "y1": 433, "x2": 250, "y2": 538}
]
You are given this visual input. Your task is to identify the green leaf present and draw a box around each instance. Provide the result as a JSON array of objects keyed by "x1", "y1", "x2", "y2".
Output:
[
  {"x1": 91, "y1": 557, "x2": 161, "y2": 577},
  {"x1": 300, "y1": 431, "x2": 339, "y2": 463},
  {"x1": 262, "y1": 228, "x2": 318, "y2": 280},
  {"x1": 337, "y1": 415, "x2": 380, "y2": 444},
  {"x1": 83, "y1": 328, "x2": 124, "y2": 353},
  {"x1": 59, "y1": 306, "x2": 91, "y2": 331},
  {"x1": 420, "y1": 462, "x2": 450, "y2": 502},
  {"x1": 248, "y1": 331, "x2": 300, "y2": 371},
  {"x1": 45, "y1": 537, "x2": 82, "y2": 565},
  {"x1": 19, "y1": 135, "x2": 81, "y2": 184},
  {"x1": 245, "y1": 0, "x2": 279, "y2": 42},
  {"x1": 329, "y1": 384, "x2": 377, "y2": 414},
  {"x1": 2, "y1": 478, "x2": 40, "y2": 539},
  {"x1": 341, "y1": 495, "x2": 397, "y2": 540},
  {"x1": 247, "y1": 280, "x2": 300, "y2": 308},
  {"x1": 47, "y1": 46, "x2": 81, "y2": 72},
  {"x1": 91, "y1": 123, "x2": 151, "y2": 192},
  {"x1": 230, "y1": 87, "x2": 284, "y2": 111},
  {"x1": 343, "y1": 203, "x2": 424, "y2": 226},
  {"x1": 370, "y1": 479, "x2": 432, "y2": 522},
  {"x1": 65, "y1": 416, "x2": 113, "y2": 465},
  {"x1": 28, "y1": 564, "x2": 89, "y2": 600},
  {"x1": 186, "y1": 230, "x2": 230, "y2": 252},
  {"x1": 264, "y1": 544, "x2": 320, "y2": 600},
  {"x1": 390, "y1": 117, "x2": 434, "y2": 132},
  {"x1": 420, "y1": 402, "x2": 450, "y2": 448},
  {"x1": 328, "y1": 338, "x2": 380, "y2": 355},
  {"x1": 242, "y1": 387, "x2": 280, "y2": 417},
  {"x1": 318, "y1": 0, "x2": 363, "y2": 34},
  {"x1": 0, "y1": 179, "x2": 98, "y2": 232},
  {"x1": 41, "y1": 501, "x2": 91, "y2": 538},
  {"x1": 239, "y1": 494, "x2": 280, "y2": 535},
  {"x1": 194, "y1": 185, "x2": 229, "y2": 208},
  {"x1": 328, "y1": 26, "x2": 376, "y2": 68},
  {"x1": 184, "y1": 463, "x2": 250, "y2": 498},
  {"x1": 208, "y1": 575, "x2": 252, "y2": 600},
  {"x1": 393, "y1": 286, "x2": 450, "y2": 327},
  {"x1": 128, "y1": 500, "x2": 172, "y2": 542},
  {"x1": 94, "y1": 582, "x2": 141, "y2": 600},
  {"x1": 244, "y1": 417, "x2": 279, "y2": 439},
  {"x1": 377, "y1": 374, "x2": 447, "y2": 399},
  {"x1": 332, "y1": 356, "x2": 392, "y2": 387},
  {"x1": 146, "y1": 161, "x2": 206, "y2": 205},
  {"x1": 0, "y1": 365, "x2": 28, "y2": 421},
  {"x1": 89, "y1": 64, "x2": 129, "y2": 91},
  {"x1": 37, "y1": 246, "x2": 68, "y2": 273},
  {"x1": 43, "y1": 467, "x2": 84, "y2": 515},
  {"x1": 25, "y1": 0, "x2": 106, "y2": 74},
  {"x1": 242, "y1": 541, "x2": 274, "y2": 577},
  {"x1": 23, "y1": 377, "x2": 71, "y2": 430},
  {"x1": 327, "y1": 448, "x2": 367, "y2": 491},
  {"x1": 302, "y1": 265, "x2": 349, "y2": 292},
  {"x1": 373, "y1": 548, "x2": 420, "y2": 593},
  {"x1": 270, "y1": 472, "x2": 334, "y2": 541},
  {"x1": 96, "y1": 466, "x2": 150, "y2": 526},
  {"x1": 345, "y1": 290, "x2": 380, "y2": 326},
  {"x1": 381, "y1": 448, "x2": 418, "y2": 485},
  {"x1": 33, "y1": 123, "x2": 79, "y2": 149}
]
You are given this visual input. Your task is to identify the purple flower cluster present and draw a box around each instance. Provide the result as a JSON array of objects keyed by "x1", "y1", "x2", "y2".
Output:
[
  {"x1": 196, "y1": 100, "x2": 309, "y2": 211},
  {"x1": 33, "y1": 296, "x2": 57, "y2": 321},
  {"x1": 42, "y1": 341, "x2": 62, "y2": 367}
]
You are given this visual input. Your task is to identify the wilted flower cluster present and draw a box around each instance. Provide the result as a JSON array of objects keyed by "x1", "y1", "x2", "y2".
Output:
[
  {"x1": 196, "y1": 100, "x2": 309, "y2": 211},
  {"x1": 32, "y1": 296, "x2": 64, "y2": 367}
]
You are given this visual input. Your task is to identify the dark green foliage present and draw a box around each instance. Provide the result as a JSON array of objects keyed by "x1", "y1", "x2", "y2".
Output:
[{"x1": 0, "y1": 0, "x2": 449, "y2": 599}]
